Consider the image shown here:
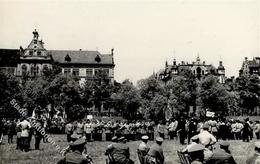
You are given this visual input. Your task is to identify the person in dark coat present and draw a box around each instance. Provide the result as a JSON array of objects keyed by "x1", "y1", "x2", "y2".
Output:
[
  {"x1": 106, "y1": 136, "x2": 134, "y2": 164},
  {"x1": 242, "y1": 118, "x2": 251, "y2": 142},
  {"x1": 57, "y1": 138, "x2": 92, "y2": 164},
  {"x1": 146, "y1": 137, "x2": 164, "y2": 164},
  {"x1": 6, "y1": 119, "x2": 15, "y2": 144},
  {"x1": 207, "y1": 141, "x2": 237, "y2": 164},
  {"x1": 187, "y1": 144, "x2": 205, "y2": 164},
  {"x1": 34, "y1": 119, "x2": 44, "y2": 150},
  {"x1": 178, "y1": 117, "x2": 187, "y2": 145}
]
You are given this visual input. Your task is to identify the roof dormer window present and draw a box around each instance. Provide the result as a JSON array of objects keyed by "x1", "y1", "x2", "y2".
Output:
[{"x1": 65, "y1": 54, "x2": 71, "y2": 62}]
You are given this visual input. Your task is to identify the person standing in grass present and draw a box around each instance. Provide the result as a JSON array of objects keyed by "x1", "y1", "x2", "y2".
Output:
[
  {"x1": 34, "y1": 119, "x2": 43, "y2": 150},
  {"x1": 65, "y1": 121, "x2": 74, "y2": 142},
  {"x1": 17, "y1": 117, "x2": 31, "y2": 152},
  {"x1": 246, "y1": 141, "x2": 260, "y2": 164},
  {"x1": 254, "y1": 121, "x2": 260, "y2": 140}
]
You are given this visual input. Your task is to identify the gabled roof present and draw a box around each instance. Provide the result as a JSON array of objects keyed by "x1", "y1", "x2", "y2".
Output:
[
  {"x1": 0, "y1": 49, "x2": 20, "y2": 67},
  {"x1": 48, "y1": 50, "x2": 114, "y2": 65}
]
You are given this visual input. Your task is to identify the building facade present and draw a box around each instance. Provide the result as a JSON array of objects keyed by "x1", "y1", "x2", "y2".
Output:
[
  {"x1": 0, "y1": 30, "x2": 115, "y2": 84},
  {"x1": 239, "y1": 57, "x2": 260, "y2": 77},
  {"x1": 157, "y1": 56, "x2": 226, "y2": 83}
]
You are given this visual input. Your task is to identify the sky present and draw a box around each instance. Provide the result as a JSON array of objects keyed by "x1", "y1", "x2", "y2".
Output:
[{"x1": 0, "y1": 0, "x2": 259, "y2": 84}]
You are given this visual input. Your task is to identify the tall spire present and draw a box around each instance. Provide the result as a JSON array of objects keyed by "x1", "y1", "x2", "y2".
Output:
[{"x1": 33, "y1": 29, "x2": 39, "y2": 40}]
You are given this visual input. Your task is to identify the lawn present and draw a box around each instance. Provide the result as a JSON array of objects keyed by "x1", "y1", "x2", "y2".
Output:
[{"x1": 0, "y1": 134, "x2": 257, "y2": 164}]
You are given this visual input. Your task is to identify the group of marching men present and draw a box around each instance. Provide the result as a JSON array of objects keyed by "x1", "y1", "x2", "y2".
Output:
[
  {"x1": 64, "y1": 117, "x2": 260, "y2": 144},
  {"x1": 59, "y1": 122, "x2": 260, "y2": 164}
]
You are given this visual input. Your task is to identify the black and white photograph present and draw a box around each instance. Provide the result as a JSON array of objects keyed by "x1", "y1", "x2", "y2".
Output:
[{"x1": 0, "y1": 0, "x2": 259, "y2": 163}]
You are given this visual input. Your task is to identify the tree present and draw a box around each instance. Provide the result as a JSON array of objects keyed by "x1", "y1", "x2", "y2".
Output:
[
  {"x1": 46, "y1": 75, "x2": 82, "y2": 120},
  {"x1": 236, "y1": 75, "x2": 260, "y2": 115},
  {"x1": 199, "y1": 75, "x2": 235, "y2": 115},
  {"x1": 0, "y1": 72, "x2": 21, "y2": 118},
  {"x1": 111, "y1": 79, "x2": 141, "y2": 119}
]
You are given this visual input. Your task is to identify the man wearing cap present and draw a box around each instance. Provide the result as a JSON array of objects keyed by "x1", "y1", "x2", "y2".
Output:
[
  {"x1": 139, "y1": 135, "x2": 150, "y2": 155},
  {"x1": 183, "y1": 135, "x2": 200, "y2": 152},
  {"x1": 198, "y1": 124, "x2": 216, "y2": 150},
  {"x1": 57, "y1": 138, "x2": 91, "y2": 164},
  {"x1": 187, "y1": 144, "x2": 205, "y2": 164},
  {"x1": 106, "y1": 136, "x2": 134, "y2": 164},
  {"x1": 246, "y1": 142, "x2": 260, "y2": 164},
  {"x1": 207, "y1": 141, "x2": 237, "y2": 164},
  {"x1": 146, "y1": 137, "x2": 164, "y2": 164}
]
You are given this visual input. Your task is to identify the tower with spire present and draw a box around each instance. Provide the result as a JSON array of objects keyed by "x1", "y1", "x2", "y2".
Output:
[
  {"x1": 17, "y1": 29, "x2": 52, "y2": 76},
  {"x1": 217, "y1": 60, "x2": 225, "y2": 83}
]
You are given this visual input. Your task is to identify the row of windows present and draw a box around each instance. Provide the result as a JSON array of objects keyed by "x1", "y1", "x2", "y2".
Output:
[
  {"x1": 64, "y1": 68, "x2": 110, "y2": 77},
  {"x1": 21, "y1": 64, "x2": 48, "y2": 76},
  {"x1": 29, "y1": 50, "x2": 42, "y2": 56}
]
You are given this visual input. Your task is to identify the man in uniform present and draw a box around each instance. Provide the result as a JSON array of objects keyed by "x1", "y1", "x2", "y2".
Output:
[
  {"x1": 138, "y1": 135, "x2": 150, "y2": 155},
  {"x1": 84, "y1": 120, "x2": 93, "y2": 142},
  {"x1": 34, "y1": 119, "x2": 44, "y2": 150},
  {"x1": 187, "y1": 144, "x2": 205, "y2": 164},
  {"x1": 182, "y1": 135, "x2": 200, "y2": 152},
  {"x1": 207, "y1": 141, "x2": 237, "y2": 164},
  {"x1": 246, "y1": 141, "x2": 260, "y2": 164},
  {"x1": 65, "y1": 121, "x2": 74, "y2": 142},
  {"x1": 198, "y1": 124, "x2": 216, "y2": 150},
  {"x1": 106, "y1": 136, "x2": 134, "y2": 164},
  {"x1": 254, "y1": 121, "x2": 260, "y2": 140},
  {"x1": 76, "y1": 120, "x2": 84, "y2": 138},
  {"x1": 57, "y1": 138, "x2": 91, "y2": 164},
  {"x1": 146, "y1": 137, "x2": 164, "y2": 164},
  {"x1": 17, "y1": 117, "x2": 31, "y2": 152}
]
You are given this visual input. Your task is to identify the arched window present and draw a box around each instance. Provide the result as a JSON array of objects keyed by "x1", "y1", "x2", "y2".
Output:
[
  {"x1": 22, "y1": 65, "x2": 27, "y2": 75},
  {"x1": 36, "y1": 66, "x2": 40, "y2": 75},
  {"x1": 31, "y1": 65, "x2": 37, "y2": 76}
]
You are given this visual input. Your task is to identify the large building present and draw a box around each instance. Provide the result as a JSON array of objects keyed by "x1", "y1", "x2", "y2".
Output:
[
  {"x1": 157, "y1": 56, "x2": 226, "y2": 83},
  {"x1": 0, "y1": 30, "x2": 115, "y2": 84},
  {"x1": 239, "y1": 57, "x2": 260, "y2": 77}
]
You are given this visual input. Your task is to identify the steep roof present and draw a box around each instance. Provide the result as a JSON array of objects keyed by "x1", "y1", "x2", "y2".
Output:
[
  {"x1": 0, "y1": 49, "x2": 20, "y2": 67},
  {"x1": 48, "y1": 50, "x2": 114, "y2": 65}
]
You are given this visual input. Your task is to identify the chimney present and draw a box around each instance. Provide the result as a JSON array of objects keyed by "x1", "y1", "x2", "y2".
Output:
[{"x1": 111, "y1": 48, "x2": 114, "y2": 56}]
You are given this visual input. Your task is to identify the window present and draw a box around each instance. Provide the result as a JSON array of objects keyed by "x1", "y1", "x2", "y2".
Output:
[
  {"x1": 22, "y1": 65, "x2": 27, "y2": 75},
  {"x1": 34, "y1": 40, "x2": 37, "y2": 44},
  {"x1": 37, "y1": 51, "x2": 41, "y2": 56},
  {"x1": 43, "y1": 65, "x2": 48, "y2": 71},
  {"x1": 36, "y1": 66, "x2": 40, "y2": 75},
  {"x1": 64, "y1": 68, "x2": 71, "y2": 75},
  {"x1": 72, "y1": 68, "x2": 79, "y2": 76},
  {"x1": 86, "y1": 68, "x2": 93, "y2": 77},
  {"x1": 31, "y1": 65, "x2": 37, "y2": 76},
  {"x1": 94, "y1": 69, "x2": 100, "y2": 76},
  {"x1": 103, "y1": 69, "x2": 109, "y2": 77},
  {"x1": 29, "y1": 51, "x2": 33, "y2": 56}
]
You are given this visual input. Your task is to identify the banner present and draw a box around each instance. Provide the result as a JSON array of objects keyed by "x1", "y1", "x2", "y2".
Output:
[{"x1": 206, "y1": 111, "x2": 215, "y2": 117}]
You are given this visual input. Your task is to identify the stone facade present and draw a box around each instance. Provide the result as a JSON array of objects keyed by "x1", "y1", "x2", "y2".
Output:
[{"x1": 157, "y1": 56, "x2": 226, "y2": 83}]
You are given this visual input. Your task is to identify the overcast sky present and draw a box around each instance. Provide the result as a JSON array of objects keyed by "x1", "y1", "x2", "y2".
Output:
[{"x1": 0, "y1": 0, "x2": 259, "y2": 83}]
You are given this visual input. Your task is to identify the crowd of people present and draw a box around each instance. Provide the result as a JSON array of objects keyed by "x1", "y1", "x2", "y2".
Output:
[{"x1": 0, "y1": 116, "x2": 260, "y2": 163}]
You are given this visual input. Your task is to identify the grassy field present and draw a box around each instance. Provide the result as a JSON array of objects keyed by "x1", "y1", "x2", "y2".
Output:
[{"x1": 0, "y1": 134, "x2": 257, "y2": 164}]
